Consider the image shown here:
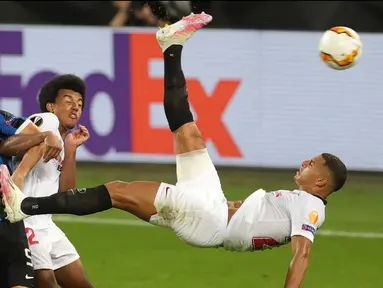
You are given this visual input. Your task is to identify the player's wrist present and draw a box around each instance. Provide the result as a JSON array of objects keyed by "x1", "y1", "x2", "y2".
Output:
[{"x1": 64, "y1": 143, "x2": 77, "y2": 154}]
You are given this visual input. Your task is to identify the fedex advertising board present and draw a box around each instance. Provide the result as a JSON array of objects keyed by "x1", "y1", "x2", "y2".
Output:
[{"x1": 0, "y1": 26, "x2": 382, "y2": 171}]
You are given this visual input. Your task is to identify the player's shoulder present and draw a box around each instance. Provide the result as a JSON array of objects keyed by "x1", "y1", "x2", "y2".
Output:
[
  {"x1": 0, "y1": 109, "x2": 25, "y2": 122},
  {"x1": 291, "y1": 191, "x2": 326, "y2": 228},
  {"x1": 28, "y1": 112, "x2": 59, "y2": 131},
  {"x1": 294, "y1": 190, "x2": 326, "y2": 211}
]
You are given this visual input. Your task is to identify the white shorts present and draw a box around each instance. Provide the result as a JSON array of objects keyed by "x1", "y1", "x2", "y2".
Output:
[
  {"x1": 25, "y1": 222, "x2": 80, "y2": 271},
  {"x1": 149, "y1": 149, "x2": 228, "y2": 248}
]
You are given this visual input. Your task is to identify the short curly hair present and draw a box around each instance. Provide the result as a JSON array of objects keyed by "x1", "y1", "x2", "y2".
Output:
[{"x1": 38, "y1": 74, "x2": 86, "y2": 112}]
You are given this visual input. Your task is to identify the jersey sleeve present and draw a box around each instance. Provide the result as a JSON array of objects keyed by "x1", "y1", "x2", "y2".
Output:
[
  {"x1": 0, "y1": 110, "x2": 31, "y2": 136},
  {"x1": 290, "y1": 197, "x2": 325, "y2": 243},
  {"x1": 28, "y1": 113, "x2": 59, "y2": 133}
]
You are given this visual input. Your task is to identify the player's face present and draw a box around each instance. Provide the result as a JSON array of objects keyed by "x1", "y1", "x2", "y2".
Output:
[
  {"x1": 50, "y1": 89, "x2": 83, "y2": 131},
  {"x1": 294, "y1": 154, "x2": 329, "y2": 190}
]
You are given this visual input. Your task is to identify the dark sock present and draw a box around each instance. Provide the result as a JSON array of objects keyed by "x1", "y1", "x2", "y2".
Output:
[
  {"x1": 21, "y1": 185, "x2": 112, "y2": 216},
  {"x1": 163, "y1": 45, "x2": 194, "y2": 132}
]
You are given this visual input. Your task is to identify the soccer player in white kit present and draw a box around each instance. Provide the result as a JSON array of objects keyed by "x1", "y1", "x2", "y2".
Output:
[
  {"x1": 5, "y1": 75, "x2": 95, "y2": 288},
  {"x1": 1, "y1": 14, "x2": 347, "y2": 288}
]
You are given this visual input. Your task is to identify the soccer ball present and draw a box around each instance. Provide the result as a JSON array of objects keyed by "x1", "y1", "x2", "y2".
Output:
[{"x1": 319, "y1": 26, "x2": 363, "y2": 70}]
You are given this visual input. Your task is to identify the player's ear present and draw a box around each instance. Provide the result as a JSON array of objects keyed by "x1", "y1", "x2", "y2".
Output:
[
  {"x1": 46, "y1": 102, "x2": 54, "y2": 113},
  {"x1": 316, "y1": 177, "x2": 327, "y2": 188}
]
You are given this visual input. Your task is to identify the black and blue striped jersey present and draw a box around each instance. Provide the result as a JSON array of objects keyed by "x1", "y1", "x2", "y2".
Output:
[{"x1": 0, "y1": 110, "x2": 29, "y2": 173}]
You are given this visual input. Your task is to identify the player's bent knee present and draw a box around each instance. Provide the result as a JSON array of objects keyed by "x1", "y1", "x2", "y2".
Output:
[{"x1": 174, "y1": 122, "x2": 206, "y2": 154}]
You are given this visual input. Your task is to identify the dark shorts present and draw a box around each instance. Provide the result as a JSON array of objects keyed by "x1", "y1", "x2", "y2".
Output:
[{"x1": 0, "y1": 220, "x2": 35, "y2": 288}]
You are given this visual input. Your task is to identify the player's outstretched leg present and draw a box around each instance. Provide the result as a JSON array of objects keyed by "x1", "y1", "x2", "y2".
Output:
[
  {"x1": 1, "y1": 14, "x2": 220, "y2": 236},
  {"x1": 0, "y1": 163, "x2": 159, "y2": 222},
  {"x1": 157, "y1": 12, "x2": 214, "y2": 182}
]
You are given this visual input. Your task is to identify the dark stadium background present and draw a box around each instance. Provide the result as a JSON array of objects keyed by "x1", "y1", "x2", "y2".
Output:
[{"x1": 0, "y1": 2, "x2": 382, "y2": 287}]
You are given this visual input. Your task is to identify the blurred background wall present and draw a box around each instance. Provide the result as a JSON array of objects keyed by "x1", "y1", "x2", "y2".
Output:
[
  {"x1": 1, "y1": 1, "x2": 383, "y2": 31},
  {"x1": 0, "y1": 1, "x2": 382, "y2": 172}
]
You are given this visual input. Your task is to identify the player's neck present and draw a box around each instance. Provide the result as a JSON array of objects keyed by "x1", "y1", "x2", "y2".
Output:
[
  {"x1": 298, "y1": 186, "x2": 328, "y2": 199},
  {"x1": 58, "y1": 125, "x2": 68, "y2": 139}
]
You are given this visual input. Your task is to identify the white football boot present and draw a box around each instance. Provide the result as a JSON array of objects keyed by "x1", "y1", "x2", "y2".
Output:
[
  {"x1": 156, "y1": 12, "x2": 213, "y2": 52},
  {"x1": 0, "y1": 164, "x2": 28, "y2": 223}
]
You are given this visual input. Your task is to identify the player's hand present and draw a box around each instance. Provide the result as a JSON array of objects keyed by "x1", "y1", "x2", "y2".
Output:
[
  {"x1": 65, "y1": 125, "x2": 90, "y2": 148},
  {"x1": 42, "y1": 131, "x2": 62, "y2": 163}
]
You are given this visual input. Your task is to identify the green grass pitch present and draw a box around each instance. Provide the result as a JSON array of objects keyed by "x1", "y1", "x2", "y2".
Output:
[{"x1": 54, "y1": 163, "x2": 383, "y2": 287}]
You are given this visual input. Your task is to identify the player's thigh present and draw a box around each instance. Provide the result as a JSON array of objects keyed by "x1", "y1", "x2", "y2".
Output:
[
  {"x1": 5, "y1": 240, "x2": 35, "y2": 288},
  {"x1": 48, "y1": 226, "x2": 92, "y2": 288},
  {"x1": 174, "y1": 122, "x2": 206, "y2": 154},
  {"x1": 149, "y1": 182, "x2": 186, "y2": 228},
  {"x1": 24, "y1": 226, "x2": 57, "y2": 288},
  {"x1": 0, "y1": 262, "x2": 8, "y2": 288},
  {"x1": 51, "y1": 230, "x2": 80, "y2": 272},
  {"x1": 176, "y1": 148, "x2": 222, "y2": 196},
  {"x1": 55, "y1": 259, "x2": 93, "y2": 288},
  {"x1": 151, "y1": 183, "x2": 228, "y2": 247},
  {"x1": 176, "y1": 145, "x2": 216, "y2": 182},
  {"x1": 26, "y1": 228, "x2": 53, "y2": 271}
]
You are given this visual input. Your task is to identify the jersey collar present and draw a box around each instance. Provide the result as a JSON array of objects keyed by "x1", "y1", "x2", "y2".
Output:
[
  {"x1": 313, "y1": 194, "x2": 327, "y2": 205},
  {"x1": 295, "y1": 190, "x2": 328, "y2": 205}
]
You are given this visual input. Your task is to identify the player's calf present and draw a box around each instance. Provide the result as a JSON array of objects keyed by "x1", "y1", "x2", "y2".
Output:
[
  {"x1": 158, "y1": 13, "x2": 212, "y2": 155},
  {"x1": 163, "y1": 44, "x2": 198, "y2": 155},
  {"x1": 19, "y1": 181, "x2": 160, "y2": 222}
]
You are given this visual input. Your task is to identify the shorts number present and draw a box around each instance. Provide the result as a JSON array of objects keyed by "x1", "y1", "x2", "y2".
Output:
[
  {"x1": 252, "y1": 237, "x2": 280, "y2": 251},
  {"x1": 24, "y1": 248, "x2": 33, "y2": 267},
  {"x1": 25, "y1": 227, "x2": 39, "y2": 245}
]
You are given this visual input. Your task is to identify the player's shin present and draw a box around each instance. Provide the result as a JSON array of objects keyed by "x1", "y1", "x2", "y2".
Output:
[
  {"x1": 20, "y1": 185, "x2": 112, "y2": 216},
  {"x1": 163, "y1": 45, "x2": 194, "y2": 132},
  {"x1": 20, "y1": 181, "x2": 159, "y2": 222}
]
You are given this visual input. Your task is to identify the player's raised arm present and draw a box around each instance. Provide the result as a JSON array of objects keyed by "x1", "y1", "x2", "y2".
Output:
[
  {"x1": 0, "y1": 110, "x2": 61, "y2": 162},
  {"x1": 284, "y1": 235, "x2": 312, "y2": 288},
  {"x1": 59, "y1": 124, "x2": 90, "y2": 192}
]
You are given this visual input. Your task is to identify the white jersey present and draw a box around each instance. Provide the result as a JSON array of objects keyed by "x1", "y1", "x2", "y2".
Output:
[
  {"x1": 22, "y1": 113, "x2": 64, "y2": 229},
  {"x1": 223, "y1": 189, "x2": 326, "y2": 252}
]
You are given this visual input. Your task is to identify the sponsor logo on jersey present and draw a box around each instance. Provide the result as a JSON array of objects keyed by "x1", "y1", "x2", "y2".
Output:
[
  {"x1": 53, "y1": 155, "x2": 63, "y2": 172},
  {"x1": 309, "y1": 210, "x2": 319, "y2": 224},
  {"x1": 5, "y1": 116, "x2": 15, "y2": 126},
  {"x1": 302, "y1": 224, "x2": 316, "y2": 235}
]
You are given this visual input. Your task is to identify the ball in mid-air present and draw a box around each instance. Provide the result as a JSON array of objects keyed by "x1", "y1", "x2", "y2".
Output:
[{"x1": 319, "y1": 26, "x2": 363, "y2": 70}]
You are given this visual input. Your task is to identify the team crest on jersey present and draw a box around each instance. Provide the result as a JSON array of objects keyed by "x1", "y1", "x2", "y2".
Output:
[
  {"x1": 309, "y1": 211, "x2": 319, "y2": 225},
  {"x1": 29, "y1": 116, "x2": 43, "y2": 127}
]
